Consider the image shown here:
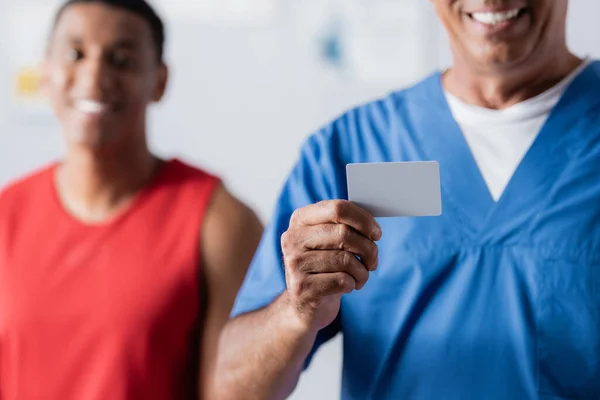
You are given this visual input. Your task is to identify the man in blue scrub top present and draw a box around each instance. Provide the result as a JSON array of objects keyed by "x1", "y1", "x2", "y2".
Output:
[{"x1": 214, "y1": 1, "x2": 600, "y2": 399}]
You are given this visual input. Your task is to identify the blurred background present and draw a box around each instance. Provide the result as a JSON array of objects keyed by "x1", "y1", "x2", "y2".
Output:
[{"x1": 1, "y1": 0, "x2": 599, "y2": 398}]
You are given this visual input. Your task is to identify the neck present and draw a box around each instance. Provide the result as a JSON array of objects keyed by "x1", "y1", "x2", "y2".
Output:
[
  {"x1": 444, "y1": 51, "x2": 583, "y2": 109},
  {"x1": 56, "y1": 141, "x2": 159, "y2": 223}
]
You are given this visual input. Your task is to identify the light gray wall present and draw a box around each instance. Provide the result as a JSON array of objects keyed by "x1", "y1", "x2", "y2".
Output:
[{"x1": 0, "y1": 1, "x2": 598, "y2": 399}]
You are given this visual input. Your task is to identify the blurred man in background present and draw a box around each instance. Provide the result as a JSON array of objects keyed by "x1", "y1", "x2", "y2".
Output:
[
  {"x1": 0, "y1": 1, "x2": 262, "y2": 399},
  {"x1": 215, "y1": 0, "x2": 600, "y2": 399}
]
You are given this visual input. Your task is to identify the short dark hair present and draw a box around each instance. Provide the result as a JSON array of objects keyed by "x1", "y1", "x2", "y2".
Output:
[{"x1": 53, "y1": 0, "x2": 165, "y2": 62}]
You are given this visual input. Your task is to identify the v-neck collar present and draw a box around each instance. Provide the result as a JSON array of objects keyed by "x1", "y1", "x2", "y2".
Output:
[{"x1": 404, "y1": 61, "x2": 600, "y2": 244}]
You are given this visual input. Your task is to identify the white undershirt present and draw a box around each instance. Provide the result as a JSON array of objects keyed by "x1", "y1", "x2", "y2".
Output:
[{"x1": 445, "y1": 59, "x2": 591, "y2": 201}]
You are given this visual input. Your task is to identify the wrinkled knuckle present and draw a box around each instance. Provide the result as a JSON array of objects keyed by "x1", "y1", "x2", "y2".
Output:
[
  {"x1": 338, "y1": 274, "x2": 353, "y2": 291},
  {"x1": 284, "y1": 251, "x2": 303, "y2": 271},
  {"x1": 337, "y1": 224, "x2": 351, "y2": 242},
  {"x1": 298, "y1": 256, "x2": 317, "y2": 274},
  {"x1": 337, "y1": 275, "x2": 348, "y2": 289},
  {"x1": 281, "y1": 230, "x2": 303, "y2": 257},
  {"x1": 288, "y1": 271, "x2": 310, "y2": 295},
  {"x1": 338, "y1": 251, "x2": 352, "y2": 268},
  {"x1": 316, "y1": 224, "x2": 329, "y2": 238},
  {"x1": 289, "y1": 209, "x2": 301, "y2": 226},
  {"x1": 280, "y1": 230, "x2": 292, "y2": 250},
  {"x1": 331, "y1": 201, "x2": 346, "y2": 219}
]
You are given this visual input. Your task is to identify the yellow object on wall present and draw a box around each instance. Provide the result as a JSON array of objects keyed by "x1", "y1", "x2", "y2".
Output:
[{"x1": 15, "y1": 67, "x2": 43, "y2": 99}]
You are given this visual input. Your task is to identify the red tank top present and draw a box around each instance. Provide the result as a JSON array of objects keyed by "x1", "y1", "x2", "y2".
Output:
[{"x1": 0, "y1": 159, "x2": 219, "y2": 400}]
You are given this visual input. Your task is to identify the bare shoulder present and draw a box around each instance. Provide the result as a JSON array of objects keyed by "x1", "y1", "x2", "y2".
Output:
[
  {"x1": 196, "y1": 185, "x2": 264, "y2": 398},
  {"x1": 201, "y1": 184, "x2": 263, "y2": 279}
]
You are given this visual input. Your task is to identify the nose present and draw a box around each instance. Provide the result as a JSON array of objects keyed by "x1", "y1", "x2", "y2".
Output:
[{"x1": 74, "y1": 56, "x2": 113, "y2": 99}]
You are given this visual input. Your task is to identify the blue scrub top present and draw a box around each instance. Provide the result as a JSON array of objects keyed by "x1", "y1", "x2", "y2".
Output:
[{"x1": 232, "y1": 61, "x2": 600, "y2": 400}]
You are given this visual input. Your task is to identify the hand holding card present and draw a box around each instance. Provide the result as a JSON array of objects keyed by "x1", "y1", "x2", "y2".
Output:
[{"x1": 346, "y1": 161, "x2": 442, "y2": 218}]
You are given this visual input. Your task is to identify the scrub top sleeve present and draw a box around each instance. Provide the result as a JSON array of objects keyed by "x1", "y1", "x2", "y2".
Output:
[{"x1": 231, "y1": 128, "x2": 344, "y2": 366}]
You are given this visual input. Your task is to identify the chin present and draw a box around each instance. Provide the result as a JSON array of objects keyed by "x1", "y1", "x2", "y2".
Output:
[
  {"x1": 66, "y1": 129, "x2": 119, "y2": 151},
  {"x1": 472, "y1": 43, "x2": 534, "y2": 71}
]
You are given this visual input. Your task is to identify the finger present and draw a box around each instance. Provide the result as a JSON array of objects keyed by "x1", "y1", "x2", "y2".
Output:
[
  {"x1": 289, "y1": 200, "x2": 382, "y2": 241},
  {"x1": 302, "y1": 272, "x2": 357, "y2": 299},
  {"x1": 296, "y1": 250, "x2": 370, "y2": 290},
  {"x1": 297, "y1": 224, "x2": 379, "y2": 271}
]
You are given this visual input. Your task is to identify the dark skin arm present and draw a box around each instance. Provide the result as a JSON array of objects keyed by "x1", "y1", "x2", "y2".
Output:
[
  {"x1": 211, "y1": 200, "x2": 381, "y2": 400},
  {"x1": 197, "y1": 184, "x2": 263, "y2": 399}
]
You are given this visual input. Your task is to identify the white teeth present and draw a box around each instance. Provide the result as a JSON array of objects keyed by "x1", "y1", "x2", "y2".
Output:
[
  {"x1": 74, "y1": 99, "x2": 108, "y2": 114},
  {"x1": 471, "y1": 9, "x2": 520, "y2": 25}
]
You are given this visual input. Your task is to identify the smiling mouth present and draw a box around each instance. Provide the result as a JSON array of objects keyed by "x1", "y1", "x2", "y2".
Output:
[
  {"x1": 73, "y1": 99, "x2": 112, "y2": 115},
  {"x1": 467, "y1": 8, "x2": 527, "y2": 25}
]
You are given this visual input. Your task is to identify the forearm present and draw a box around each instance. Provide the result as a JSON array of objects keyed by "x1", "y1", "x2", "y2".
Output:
[{"x1": 212, "y1": 292, "x2": 318, "y2": 400}]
